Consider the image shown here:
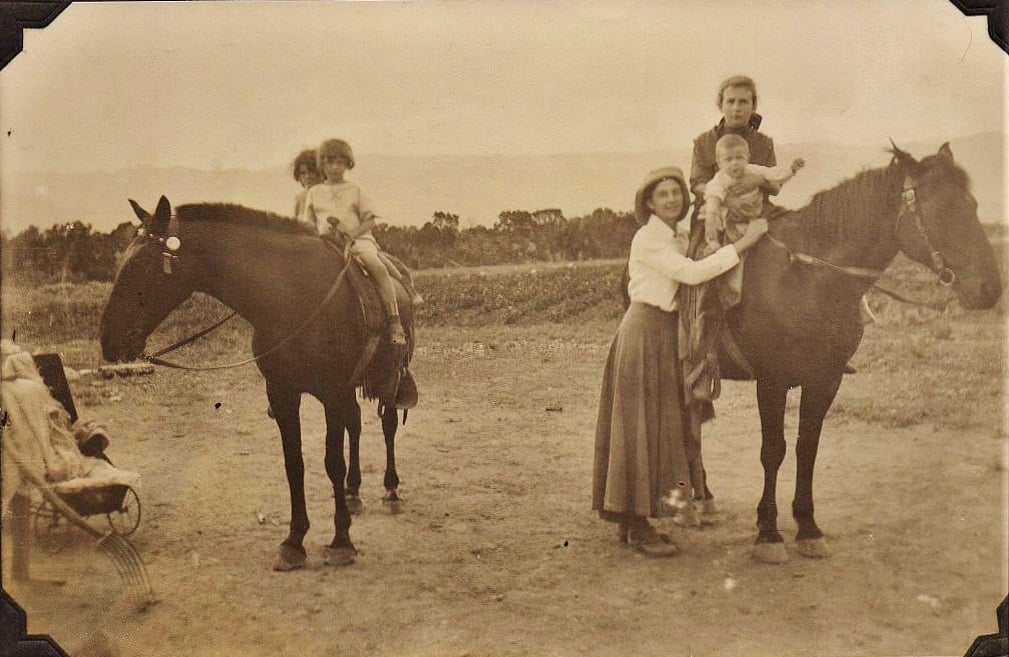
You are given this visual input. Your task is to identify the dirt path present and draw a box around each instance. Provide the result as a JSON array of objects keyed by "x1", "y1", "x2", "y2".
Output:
[{"x1": 5, "y1": 324, "x2": 1006, "y2": 657}]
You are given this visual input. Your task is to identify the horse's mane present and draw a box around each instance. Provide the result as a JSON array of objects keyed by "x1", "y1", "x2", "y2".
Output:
[
  {"x1": 789, "y1": 151, "x2": 971, "y2": 250},
  {"x1": 790, "y1": 165, "x2": 902, "y2": 248},
  {"x1": 176, "y1": 203, "x2": 316, "y2": 235}
]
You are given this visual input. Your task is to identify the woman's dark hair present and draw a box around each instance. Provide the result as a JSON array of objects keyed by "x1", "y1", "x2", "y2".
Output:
[{"x1": 291, "y1": 149, "x2": 319, "y2": 182}]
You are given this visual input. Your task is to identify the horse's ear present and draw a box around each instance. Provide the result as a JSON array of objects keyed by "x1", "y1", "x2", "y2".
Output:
[
  {"x1": 149, "y1": 196, "x2": 173, "y2": 235},
  {"x1": 888, "y1": 139, "x2": 918, "y2": 169},
  {"x1": 128, "y1": 199, "x2": 150, "y2": 223},
  {"x1": 937, "y1": 142, "x2": 954, "y2": 162}
]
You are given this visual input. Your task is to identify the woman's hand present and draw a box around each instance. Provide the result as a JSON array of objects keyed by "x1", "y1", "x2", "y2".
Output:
[{"x1": 732, "y1": 219, "x2": 768, "y2": 254}]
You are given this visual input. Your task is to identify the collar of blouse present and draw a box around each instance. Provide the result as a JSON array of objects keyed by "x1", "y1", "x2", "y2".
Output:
[{"x1": 647, "y1": 214, "x2": 691, "y2": 239}]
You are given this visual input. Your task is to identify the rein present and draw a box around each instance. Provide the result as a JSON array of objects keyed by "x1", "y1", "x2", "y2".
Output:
[
  {"x1": 764, "y1": 172, "x2": 953, "y2": 311},
  {"x1": 142, "y1": 231, "x2": 354, "y2": 371},
  {"x1": 146, "y1": 310, "x2": 239, "y2": 361}
]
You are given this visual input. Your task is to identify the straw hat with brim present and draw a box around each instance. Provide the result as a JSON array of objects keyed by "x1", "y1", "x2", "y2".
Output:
[{"x1": 634, "y1": 166, "x2": 690, "y2": 225}]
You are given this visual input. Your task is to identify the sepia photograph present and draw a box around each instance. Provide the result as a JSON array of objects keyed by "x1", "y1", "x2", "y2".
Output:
[{"x1": 1, "y1": 1, "x2": 1006, "y2": 656}]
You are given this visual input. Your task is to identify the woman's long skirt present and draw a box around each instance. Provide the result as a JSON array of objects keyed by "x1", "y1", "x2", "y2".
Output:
[{"x1": 591, "y1": 302, "x2": 692, "y2": 522}]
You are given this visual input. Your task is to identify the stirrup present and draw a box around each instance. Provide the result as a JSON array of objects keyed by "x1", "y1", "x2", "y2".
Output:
[{"x1": 394, "y1": 368, "x2": 418, "y2": 409}]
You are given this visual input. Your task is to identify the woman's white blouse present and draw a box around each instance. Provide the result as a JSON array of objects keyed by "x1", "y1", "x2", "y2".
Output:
[{"x1": 627, "y1": 215, "x2": 740, "y2": 311}]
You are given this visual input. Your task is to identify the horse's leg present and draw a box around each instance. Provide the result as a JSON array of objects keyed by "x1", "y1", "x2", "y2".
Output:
[
  {"x1": 380, "y1": 405, "x2": 403, "y2": 514},
  {"x1": 687, "y1": 405, "x2": 718, "y2": 517},
  {"x1": 752, "y1": 377, "x2": 789, "y2": 563},
  {"x1": 345, "y1": 392, "x2": 364, "y2": 515},
  {"x1": 268, "y1": 386, "x2": 309, "y2": 572},
  {"x1": 322, "y1": 396, "x2": 356, "y2": 566},
  {"x1": 793, "y1": 376, "x2": 842, "y2": 559}
]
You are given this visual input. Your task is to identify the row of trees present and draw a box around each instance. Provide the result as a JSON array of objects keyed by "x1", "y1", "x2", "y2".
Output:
[
  {"x1": 1, "y1": 208, "x2": 639, "y2": 283},
  {"x1": 1, "y1": 221, "x2": 137, "y2": 284},
  {"x1": 377, "y1": 207, "x2": 638, "y2": 269}
]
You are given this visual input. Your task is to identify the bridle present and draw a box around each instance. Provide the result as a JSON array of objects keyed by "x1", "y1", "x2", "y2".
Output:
[
  {"x1": 759, "y1": 167, "x2": 956, "y2": 311},
  {"x1": 894, "y1": 175, "x2": 956, "y2": 286},
  {"x1": 133, "y1": 210, "x2": 182, "y2": 275},
  {"x1": 767, "y1": 171, "x2": 954, "y2": 287},
  {"x1": 126, "y1": 215, "x2": 352, "y2": 371}
]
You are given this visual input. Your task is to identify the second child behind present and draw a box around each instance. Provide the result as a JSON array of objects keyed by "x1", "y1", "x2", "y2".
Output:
[{"x1": 301, "y1": 138, "x2": 407, "y2": 347}]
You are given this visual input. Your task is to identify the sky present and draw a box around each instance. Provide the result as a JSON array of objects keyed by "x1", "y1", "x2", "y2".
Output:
[{"x1": 0, "y1": 0, "x2": 1006, "y2": 176}]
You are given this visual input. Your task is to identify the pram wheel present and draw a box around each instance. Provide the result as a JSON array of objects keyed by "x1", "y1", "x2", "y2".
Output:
[
  {"x1": 33, "y1": 500, "x2": 60, "y2": 536},
  {"x1": 106, "y1": 486, "x2": 141, "y2": 536},
  {"x1": 33, "y1": 500, "x2": 71, "y2": 551}
]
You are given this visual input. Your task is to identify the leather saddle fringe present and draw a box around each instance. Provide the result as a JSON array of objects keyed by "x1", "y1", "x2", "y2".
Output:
[{"x1": 321, "y1": 237, "x2": 416, "y2": 405}]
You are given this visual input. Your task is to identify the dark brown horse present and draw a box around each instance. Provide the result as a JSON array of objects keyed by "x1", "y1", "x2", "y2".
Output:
[
  {"x1": 732, "y1": 143, "x2": 1000, "y2": 561},
  {"x1": 628, "y1": 143, "x2": 1001, "y2": 561},
  {"x1": 99, "y1": 198, "x2": 414, "y2": 570}
]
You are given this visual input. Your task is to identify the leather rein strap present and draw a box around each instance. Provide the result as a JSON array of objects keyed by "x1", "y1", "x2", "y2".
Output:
[
  {"x1": 146, "y1": 310, "x2": 239, "y2": 361},
  {"x1": 143, "y1": 238, "x2": 354, "y2": 371},
  {"x1": 765, "y1": 174, "x2": 952, "y2": 311}
]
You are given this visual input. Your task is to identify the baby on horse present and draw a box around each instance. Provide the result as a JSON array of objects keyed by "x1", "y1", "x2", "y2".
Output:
[{"x1": 702, "y1": 133, "x2": 805, "y2": 307}]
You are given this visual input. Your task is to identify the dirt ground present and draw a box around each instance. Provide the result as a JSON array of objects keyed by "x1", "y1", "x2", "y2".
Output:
[{"x1": 3, "y1": 318, "x2": 1007, "y2": 657}]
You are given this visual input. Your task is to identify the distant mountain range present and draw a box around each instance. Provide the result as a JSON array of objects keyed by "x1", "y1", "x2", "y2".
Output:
[{"x1": 1, "y1": 132, "x2": 1004, "y2": 235}]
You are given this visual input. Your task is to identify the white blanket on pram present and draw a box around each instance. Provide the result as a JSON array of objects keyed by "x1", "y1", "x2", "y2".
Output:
[
  {"x1": 1, "y1": 343, "x2": 140, "y2": 517},
  {"x1": 52, "y1": 460, "x2": 142, "y2": 493}
]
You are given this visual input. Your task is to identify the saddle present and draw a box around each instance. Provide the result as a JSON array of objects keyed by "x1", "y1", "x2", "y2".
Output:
[
  {"x1": 321, "y1": 235, "x2": 418, "y2": 410},
  {"x1": 678, "y1": 202, "x2": 775, "y2": 407}
]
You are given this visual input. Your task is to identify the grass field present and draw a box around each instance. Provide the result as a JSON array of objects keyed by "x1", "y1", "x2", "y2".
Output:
[{"x1": 2, "y1": 252, "x2": 1005, "y2": 432}]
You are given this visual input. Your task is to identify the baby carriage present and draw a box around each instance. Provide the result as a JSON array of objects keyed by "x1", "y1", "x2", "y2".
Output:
[{"x1": 28, "y1": 353, "x2": 143, "y2": 538}]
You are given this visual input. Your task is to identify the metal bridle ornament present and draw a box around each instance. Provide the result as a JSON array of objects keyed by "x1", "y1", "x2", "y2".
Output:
[
  {"x1": 895, "y1": 176, "x2": 956, "y2": 287},
  {"x1": 161, "y1": 212, "x2": 182, "y2": 274},
  {"x1": 135, "y1": 213, "x2": 182, "y2": 275}
]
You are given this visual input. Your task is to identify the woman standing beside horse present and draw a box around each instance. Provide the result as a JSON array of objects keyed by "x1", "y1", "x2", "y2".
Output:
[{"x1": 592, "y1": 166, "x2": 767, "y2": 556}]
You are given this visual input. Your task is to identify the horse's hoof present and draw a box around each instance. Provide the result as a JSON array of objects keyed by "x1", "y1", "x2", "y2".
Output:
[
  {"x1": 382, "y1": 492, "x2": 404, "y2": 515},
  {"x1": 346, "y1": 495, "x2": 364, "y2": 516},
  {"x1": 273, "y1": 544, "x2": 306, "y2": 571},
  {"x1": 751, "y1": 542, "x2": 789, "y2": 564},
  {"x1": 795, "y1": 537, "x2": 830, "y2": 559},
  {"x1": 322, "y1": 545, "x2": 356, "y2": 567}
]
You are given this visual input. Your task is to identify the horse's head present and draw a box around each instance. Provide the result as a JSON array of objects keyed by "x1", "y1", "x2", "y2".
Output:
[
  {"x1": 100, "y1": 196, "x2": 198, "y2": 362},
  {"x1": 889, "y1": 142, "x2": 1002, "y2": 310}
]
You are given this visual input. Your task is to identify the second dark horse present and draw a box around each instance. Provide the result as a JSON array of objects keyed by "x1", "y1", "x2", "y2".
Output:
[
  {"x1": 628, "y1": 143, "x2": 1001, "y2": 561},
  {"x1": 99, "y1": 198, "x2": 414, "y2": 570}
]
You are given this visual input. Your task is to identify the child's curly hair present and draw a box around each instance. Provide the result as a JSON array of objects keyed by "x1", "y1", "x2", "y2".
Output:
[{"x1": 291, "y1": 149, "x2": 319, "y2": 182}]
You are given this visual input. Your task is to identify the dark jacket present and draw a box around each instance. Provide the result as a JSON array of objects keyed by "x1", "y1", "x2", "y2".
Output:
[{"x1": 690, "y1": 115, "x2": 777, "y2": 197}]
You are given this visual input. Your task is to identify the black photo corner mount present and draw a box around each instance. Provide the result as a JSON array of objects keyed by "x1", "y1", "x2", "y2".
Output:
[
  {"x1": 963, "y1": 595, "x2": 1009, "y2": 657},
  {"x1": 0, "y1": 1, "x2": 71, "y2": 71},
  {"x1": 951, "y1": 0, "x2": 1009, "y2": 54},
  {"x1": 0, "y1": 589, "x2": 69, "y2": 657}
]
